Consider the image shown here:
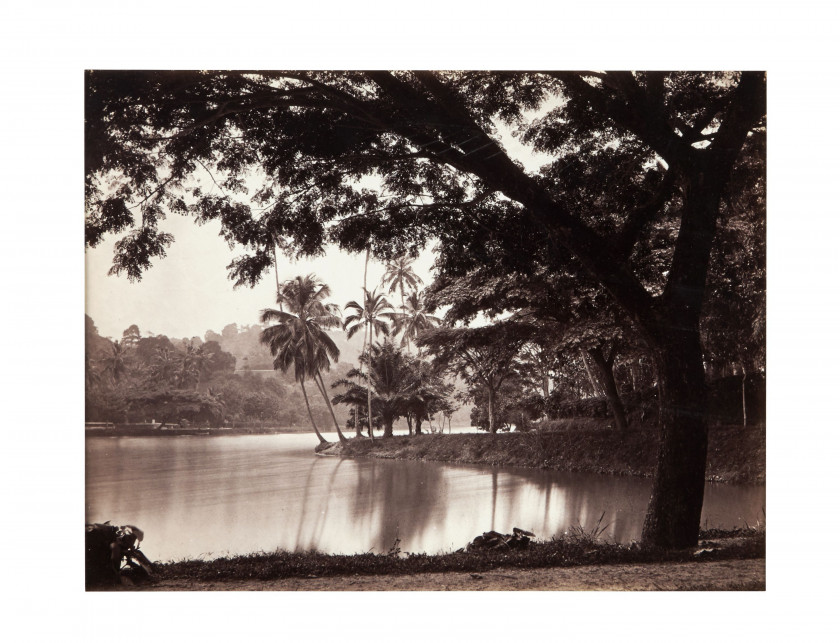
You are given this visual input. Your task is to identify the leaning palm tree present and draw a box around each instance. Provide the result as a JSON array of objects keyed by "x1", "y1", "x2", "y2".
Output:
[
  {"x1": 343, "y1": 288, "x2": 395, "y2": 439},
  {"x1": 394, "y1": 291, "x2": 442, "y2": 355},
  {"x1": 260, "y1": 274, "x2": 348, "y2": 444},
  {"x1": 381, "y1": 255, "x2": 423, "y2": 312}
]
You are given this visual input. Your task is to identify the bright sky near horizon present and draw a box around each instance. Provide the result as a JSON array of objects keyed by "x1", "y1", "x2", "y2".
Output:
[{"x1": 85, "y1": 213, "x2": 438, "y2": 341}]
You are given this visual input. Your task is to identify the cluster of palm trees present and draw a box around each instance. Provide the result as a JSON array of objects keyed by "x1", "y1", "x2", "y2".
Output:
[
  {"x1": 259, "y1": 256, "x2": 445, "y2": 445},
  {"x1": 96, "y1": 337, "x2": 212, "y2": 391}
]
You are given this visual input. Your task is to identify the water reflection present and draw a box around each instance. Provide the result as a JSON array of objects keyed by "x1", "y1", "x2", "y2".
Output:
[{"x1": 86, "y1": 434, "x2": 765, "y2": 562}]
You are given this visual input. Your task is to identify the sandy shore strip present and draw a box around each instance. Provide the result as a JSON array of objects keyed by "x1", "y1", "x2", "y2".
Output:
[{"x1": 139, "y1": 558, "x2": 764, "y2": 591}]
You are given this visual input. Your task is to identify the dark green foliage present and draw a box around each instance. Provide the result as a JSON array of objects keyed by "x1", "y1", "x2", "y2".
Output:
[
  {"x1": 469, "y1": 381, "x2": 543, "y2": 432},
  {"x1": 332, "y1": 424, "x2": 765, "y2": 484},
  {"x1": 707, "y1": 373, "x2": 766, "y2": 425},
  {"x1": 331, "y1": 339, "x2": 453, "y2": 436},
  {"x1": 124, "y1": 389, "x2": 225, "y2": 425},
  {"x1": 546, "y1": 394, "x2": 612, "y2": 420},
  {"x1": 84, "y1": 315, "x2": 344, "y2": 427},
  {"x1": 418, "y1": 321, "x2": 534, "y2": 433}
]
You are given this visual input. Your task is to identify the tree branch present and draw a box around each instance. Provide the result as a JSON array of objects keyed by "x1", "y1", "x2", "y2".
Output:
[{"x1": 610, "y1": 168, "x2": 676, "y2": 259}]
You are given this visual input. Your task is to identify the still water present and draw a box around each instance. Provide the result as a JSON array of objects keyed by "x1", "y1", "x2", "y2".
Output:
[{"x1": 85, "y1": 432, "x2": 765, "y2": 562}]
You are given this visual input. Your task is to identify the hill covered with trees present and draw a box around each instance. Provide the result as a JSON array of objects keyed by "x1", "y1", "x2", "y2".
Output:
[{"x1": 85, "y1": 314, "x2": 356, "y2": 429}]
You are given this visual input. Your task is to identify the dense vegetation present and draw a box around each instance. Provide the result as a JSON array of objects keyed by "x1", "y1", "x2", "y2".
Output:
[
  {"x1": 84, "y1": 314, "x2": 355, "y2": 428},
  {"x1": 85, "y1": 71, "x2": 765, "y2": 548},
  {"x1": 322, "y1": 423, "x2": 765, "y2": 484}
]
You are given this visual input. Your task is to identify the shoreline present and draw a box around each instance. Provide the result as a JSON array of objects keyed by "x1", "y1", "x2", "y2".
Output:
[
  {"x1": 93, "y1": 529, "x2": 765, "y2": 591},
  {"x1": 85, "y1": 426, "x2": 314, "y2": 437},
  {"x1": 86, "y1": 422, "x2": 765, "y2": 591},
  {"x1": 316, "y1": 423, "x2": 765, "y2": 485}
]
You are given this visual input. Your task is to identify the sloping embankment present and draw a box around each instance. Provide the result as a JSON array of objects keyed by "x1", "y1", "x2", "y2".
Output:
[{"x1": 318, "y1": 424, "x2": 765, "y2": 484}]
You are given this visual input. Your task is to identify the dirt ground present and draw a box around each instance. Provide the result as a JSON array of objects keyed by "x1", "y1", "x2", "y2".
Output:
[{"x1": 142, "y1": 558, "x2": 764, "y2": 591}]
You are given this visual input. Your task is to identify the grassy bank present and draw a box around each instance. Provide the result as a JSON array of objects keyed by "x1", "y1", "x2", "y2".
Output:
[
  {"x1": 101, "y1": 528, "x2": 763, "y2": 589},
  {"x1": 319, "y1": 423, "x2": 765, "y2": 484}
]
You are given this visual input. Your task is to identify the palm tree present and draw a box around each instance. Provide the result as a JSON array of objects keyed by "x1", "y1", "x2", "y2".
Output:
[
  {"x1": 178, "y1": 342, "x2": 201, "y2": 389},
  {"x1": 101, "y1": 340, "x2": 129, "y2": 386},
  {"x1": 178, "y1": 341, "x2": 212, "y2": 390},
  {"x1": 332, "y1": 340, "x2": 412, "y2": 437},
  {"x1": 85, "y1": 353, "x2": 102, "y2": 389},
  {"x1": 150, "y1": 347, "x2": 179, "y2": 387},
  {"x1": 381, "y1": 255, "x2": 423, "y2": 313},
  {"x1": 403, "y1": 356, "x2": 452, "y2": 435},
  {"x1": 260, "y1": 274, "x2": 348, "y2": 444},
  {"x1": 394, "y1": 291, "x2": 442, "y2": 355},
  {"x1": 343, "y1": 288, "x2": 395, "y2": 439}
]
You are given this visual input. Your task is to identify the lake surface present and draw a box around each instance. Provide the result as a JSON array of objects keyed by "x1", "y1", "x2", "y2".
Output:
[{"x1": 85, "y1": 432, "x2": 766, "y2": 562}]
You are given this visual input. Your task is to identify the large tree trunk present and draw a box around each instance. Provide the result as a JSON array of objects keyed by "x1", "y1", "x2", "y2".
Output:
[
  {"x1": 314, "y1": 371, "x2": 348, "y2": 443},
  {"x1": 300, "y1": 381, "x2": 328, "y2": 445},
  {"x1": 641, "y1": 329, "x2": 708, "y2": 549},
  {"x1": 639, "y1": 154, "x2": 735, "y2": 549},
  {"x1": 383, "y1": 413, "x2": 394, "y2": 438},
  {"x1": 587, "y1": 347, "x2": 629, "y2": 432}
]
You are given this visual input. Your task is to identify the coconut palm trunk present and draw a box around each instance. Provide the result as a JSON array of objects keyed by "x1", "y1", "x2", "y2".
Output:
[
  {"x1": 363, "y1": 246, "x2": 372, "y2": 439},
  {"x1": 314, "y1": 371, "x2": 348, "y2": 442},
  {"x1": 360, "y1": 321, "x2": 370, "y2": 437},
  {"x1": 300, "y1": 381, "x2": 328, "y2": 444},
  {"x1": 740, "y1": 359, "x2": 748, "y2": 427},
  {"x1": 365, "y1": 325, "x2": 374, "y2": 440},
  {"x1": 344, "y1": 285, "x2": 394, "y2": 441},
  {"x1": 260, "y1": 274, "x2": 345, "y2": 447}
]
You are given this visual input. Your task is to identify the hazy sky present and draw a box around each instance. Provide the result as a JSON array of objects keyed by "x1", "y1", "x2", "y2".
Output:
[{"x1": 85, "y1": 213, "x2": 437, "y2": 341}]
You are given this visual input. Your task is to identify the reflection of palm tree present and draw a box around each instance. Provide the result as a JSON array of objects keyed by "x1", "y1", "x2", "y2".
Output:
[
  {"x1": 344, "y1": 289, "x2": 394, "y2": 439},
  {"x1": 394, "y1": 291, "x2": 442, "y2": 355},
  {"x1": 260, "y1": 274, "x2": 348, "y2": 444},
  {"x1": 348, "y1": 458, "x2": 447, "y2": 554}
]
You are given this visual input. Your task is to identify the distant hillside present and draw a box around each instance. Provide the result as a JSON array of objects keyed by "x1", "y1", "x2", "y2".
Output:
[
  {"x1": 204, "y1": 323, "x2": 367, "y2": 371},
  {"x1": 88, "y1": 314, "x2": 475, "y2": 428},
  {"x1": 206, "y1": 321, "x2": 474, "y2": 427}
]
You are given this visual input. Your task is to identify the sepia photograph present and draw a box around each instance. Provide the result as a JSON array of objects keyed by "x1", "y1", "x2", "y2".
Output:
[
  {"x1": 84, "y1": 69, "x2": 766, "y2": 592},
  {"x1": 7, "y1": 1, "x2": 840, "y2": 639}
]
